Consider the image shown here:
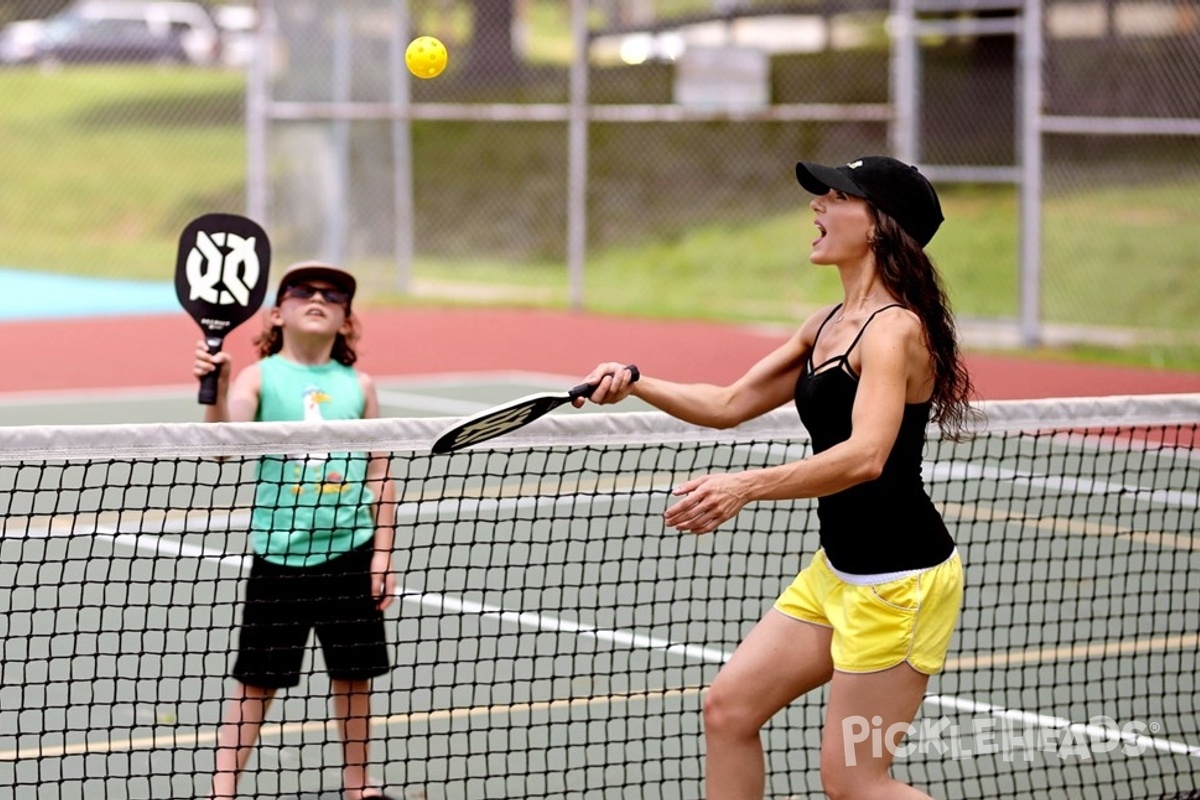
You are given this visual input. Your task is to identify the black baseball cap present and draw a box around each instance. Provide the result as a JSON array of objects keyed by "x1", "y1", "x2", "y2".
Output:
[
  {"x1": 795, "y1": 156, "x2": 944, "y2": 246},
  {"x1": 275, "y1": 261, "x2": 357, "y2": 308}
]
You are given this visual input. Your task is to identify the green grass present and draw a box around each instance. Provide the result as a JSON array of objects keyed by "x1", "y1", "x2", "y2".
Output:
[
  {"x1": 0, "y1": 66, "x2": 245, "y2": 279},
  {"x1": 1043, "y1": 181, "x2": 1200, "y2": 329},
  {"x1": 0, "y1": 64, "x2": 1197, "y2": 371},
  {"x1": 580, "y1": 183, "x2": 1019, "y2": 325}
]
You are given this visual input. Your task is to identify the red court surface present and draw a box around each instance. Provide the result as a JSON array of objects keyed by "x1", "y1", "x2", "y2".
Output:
[{"x1": 4, "y1": 307, "x2": 1200, "y2": 398}]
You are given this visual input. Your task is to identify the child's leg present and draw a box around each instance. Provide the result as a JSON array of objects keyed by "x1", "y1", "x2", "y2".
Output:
[
  {"x1": 211, "y1": 680, "x2": 276, "y2": 800},
  {"x1": 331, "y1": 677, "x2": 375, "y2": 799}
]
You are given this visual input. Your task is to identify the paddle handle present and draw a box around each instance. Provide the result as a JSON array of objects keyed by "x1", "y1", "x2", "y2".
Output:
[
  {"x1": 198, "y1": 336, "x2": 224, "y2": 406},
  {"x1": 569, "y1": 364, "x2": 640, "y2": 400}
]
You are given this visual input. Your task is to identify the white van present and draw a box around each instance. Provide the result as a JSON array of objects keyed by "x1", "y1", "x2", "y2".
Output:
[{"x1": 43, "y1": 1, "x2": 220, "y2": 66}]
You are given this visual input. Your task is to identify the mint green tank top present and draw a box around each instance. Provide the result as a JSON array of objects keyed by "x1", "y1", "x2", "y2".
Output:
[{"x1": 251, "y1": 355, "x2": 375, "y2": 567}]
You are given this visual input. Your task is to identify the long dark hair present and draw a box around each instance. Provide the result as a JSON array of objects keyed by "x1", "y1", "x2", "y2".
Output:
[
  {"x1": 870, "y1": 210, "x2": 976, "y2": 438},
  {"x1": 252, "y1": 313, "x2": 360, "y2": 366}
]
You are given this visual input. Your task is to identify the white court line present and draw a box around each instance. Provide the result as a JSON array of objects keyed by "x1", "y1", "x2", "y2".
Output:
[
  {"x1": 761, "y1": 442, "x2": 1199, "y2": 510},
  {"x1": 393, "y1": 588, "x2": 729, "y2": 664},
  {"x1": 5, "y1": 518, "x2": 1197, "y2": 764},
  {"x1": 924, "y1": 695, "x2": 1200, "y2": 759},
  {"x1": 927, "y1": 461, "x2": 1200, "y2": 510}
]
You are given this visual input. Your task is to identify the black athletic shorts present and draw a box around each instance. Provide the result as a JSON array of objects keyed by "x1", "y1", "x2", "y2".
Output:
[{"x1": 232, "y1": 542, "x2": 391, "y2": 688}]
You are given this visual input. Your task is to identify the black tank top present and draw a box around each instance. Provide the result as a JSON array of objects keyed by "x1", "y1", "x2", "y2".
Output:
[{"x1": 793, "y1": 304, "x2": 954, "y2": 574}]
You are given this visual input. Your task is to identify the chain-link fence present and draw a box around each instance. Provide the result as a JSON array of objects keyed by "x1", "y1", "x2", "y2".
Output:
[
  {"x1": 1039, "y1": 0, "x2": 1200, "y2": 348},
  {"x1": 0, "y1": 0, "x2": 1197, "y2": 353}
]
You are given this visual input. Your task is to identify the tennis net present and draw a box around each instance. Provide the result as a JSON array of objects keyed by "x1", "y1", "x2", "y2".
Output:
[{"x1": 0, "y1": 393, "x2": 1197, "y2": 800}]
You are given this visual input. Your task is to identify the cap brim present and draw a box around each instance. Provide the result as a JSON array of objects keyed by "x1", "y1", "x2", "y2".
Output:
[{"x1": 795, "y1": 161, "x2": 863, "y2": 198}]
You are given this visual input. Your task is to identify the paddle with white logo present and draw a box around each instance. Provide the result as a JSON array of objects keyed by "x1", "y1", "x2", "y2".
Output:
[
  {"x1": 431, "y1": 366, "x2": 640, "y2": 454},
  {"x1": 175, "y1": 213, "x2": 271, "y2": 405}
]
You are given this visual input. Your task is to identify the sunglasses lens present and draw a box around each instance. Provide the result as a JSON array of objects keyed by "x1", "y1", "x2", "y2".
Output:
[{"x1": 286, "y1": 284, "x2": 348, "y2": 305}]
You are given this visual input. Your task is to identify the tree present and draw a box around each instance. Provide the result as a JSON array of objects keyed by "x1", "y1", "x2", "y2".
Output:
[{"x1": 465, "y1": 0, "x2": 520, "y2": 81}]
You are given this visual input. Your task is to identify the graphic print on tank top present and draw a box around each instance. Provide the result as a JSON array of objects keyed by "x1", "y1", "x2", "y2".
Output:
[{"x1": 300, "y1": 384, "x2": 329, "y2": 464}]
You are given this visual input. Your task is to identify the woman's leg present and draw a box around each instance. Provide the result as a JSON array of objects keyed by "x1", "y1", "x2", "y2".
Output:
[
  {"x1": 820, "y1": 663, "x2": 933, "y2": 800},
  {"x1": 703, "y1": 611, "x2": 834, "y2": 800},
  {"x1": 331, "y1": 677, "x2": 375, "y2": 800},
  {"x1": 210, "y1": 681, "x2": 276, "y2": 799}
]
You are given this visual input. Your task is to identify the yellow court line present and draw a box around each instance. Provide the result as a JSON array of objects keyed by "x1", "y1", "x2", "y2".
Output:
[
  {"x1": 944, "y1": 633, "x2": 1200, "y2": 672},
  {"x1": 0, "y1": 686, "x2": 703, "y2": 762}
]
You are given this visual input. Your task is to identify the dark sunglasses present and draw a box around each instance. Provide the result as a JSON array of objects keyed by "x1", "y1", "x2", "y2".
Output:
[{"x1": 283, "y1": 283, "x2": 350, "y2": 306}]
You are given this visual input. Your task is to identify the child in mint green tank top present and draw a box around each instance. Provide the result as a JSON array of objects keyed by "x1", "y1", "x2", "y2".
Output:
[
  {"x1": 193, "y1": 262, "x2": 399, "y2": 800},
  {"x1": 251, "y1": 355, "x2": 377, "y2": 566}
]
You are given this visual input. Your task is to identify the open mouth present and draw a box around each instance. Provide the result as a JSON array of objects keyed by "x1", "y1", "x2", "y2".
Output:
[{"x1": 813, "y1": 221, "x2": 827, "y2": 246}]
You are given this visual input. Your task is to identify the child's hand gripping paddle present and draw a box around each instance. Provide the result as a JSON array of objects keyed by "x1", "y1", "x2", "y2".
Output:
[
  {"x1": 175, "y1": 213, "x2": 271, "y2": 405},
  {"x1": 432, "y1": 365, "x2": 640, "y2": 454}
]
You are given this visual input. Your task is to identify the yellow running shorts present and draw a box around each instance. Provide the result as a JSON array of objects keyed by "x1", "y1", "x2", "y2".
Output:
[{"x1": 773, "y1": 549, "x2": 964, "y2": 674}]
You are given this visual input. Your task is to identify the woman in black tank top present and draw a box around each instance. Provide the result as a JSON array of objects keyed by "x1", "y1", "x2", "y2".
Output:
[{"x1": 577, "y1": 156, "x2": 975, "y2": 799}]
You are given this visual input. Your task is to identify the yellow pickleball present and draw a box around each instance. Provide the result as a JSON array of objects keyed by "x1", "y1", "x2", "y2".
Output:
[{"x1": 406, "y1": 36, "x2": 447, "y2": 79}]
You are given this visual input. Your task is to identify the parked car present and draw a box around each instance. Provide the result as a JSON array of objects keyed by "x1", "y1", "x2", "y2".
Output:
[{"x1": 35, "y1": 1, "x2": 220, "y2": 66}]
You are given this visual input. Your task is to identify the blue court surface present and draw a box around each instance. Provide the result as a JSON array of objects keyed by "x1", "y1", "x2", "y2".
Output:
[{"x1": 0, "y1": 268, "x2": 178, "y2": 321}]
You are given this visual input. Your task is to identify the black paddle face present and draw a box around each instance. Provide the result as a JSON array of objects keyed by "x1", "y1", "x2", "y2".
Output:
[
  {"x1": 175, "y1": 213, "x2": 271, "y2": 404},
  {"x1": 432, "y1": 366, "x2": 640, "y2": 454}
]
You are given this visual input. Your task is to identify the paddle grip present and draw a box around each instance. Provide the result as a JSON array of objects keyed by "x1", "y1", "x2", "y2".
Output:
[
  {"x1": 571, "y1": 364, "x2": 640, "y2": 400},
  {"x1": 198, "y1": 336, "x2": 224, "y2": 406}
]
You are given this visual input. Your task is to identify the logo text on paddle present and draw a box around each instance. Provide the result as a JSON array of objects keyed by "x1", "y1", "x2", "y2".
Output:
[{"x1": 453, "y1": 405, "x2": 538, "y2": 448}]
